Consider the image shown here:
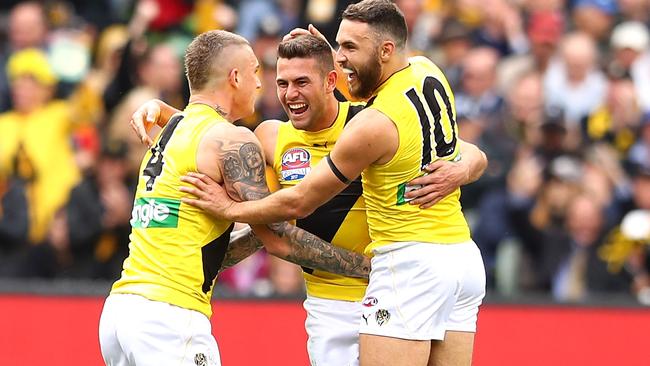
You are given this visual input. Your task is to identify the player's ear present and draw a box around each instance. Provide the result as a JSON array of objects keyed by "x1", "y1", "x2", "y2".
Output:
[
  {"x1": 228, "y1": 68, "x2": 240, "y2": 88},
  {"x1": 325, "y1": 70, "x2": 337, "y2": 93},
  {"x1": 380, "y1": 41, "x2": 395, "y2": 62}
]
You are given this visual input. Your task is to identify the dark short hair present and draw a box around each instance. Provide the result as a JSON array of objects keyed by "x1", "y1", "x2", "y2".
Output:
[
  {"x1": 277, "y1": 34, "x2": 334, "y2": 75},
  {"x1": 184, "y1": 30, "x2": 249, "y2": 91},
  {"x1": 342, "y1": 0, "x2": 407, "y2": 49}
]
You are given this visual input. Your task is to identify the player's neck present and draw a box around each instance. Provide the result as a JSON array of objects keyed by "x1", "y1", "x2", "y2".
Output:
[
  {"x1": 376, "y1": 55, "x2": 410, "y2": 92},
  {"x1": 188, "y1": 92, "x2": 232, "y2": 122},
  {"x1": 311, "y1": 95, "x2": 340, "y2": 132}
]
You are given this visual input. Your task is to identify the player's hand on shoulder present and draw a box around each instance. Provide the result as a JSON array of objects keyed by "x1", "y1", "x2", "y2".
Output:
[
  {"x1": 130, "y1": 99, "x2": 163, "y2": 147},
  {"x1": 404, "y1": 160, "x2": 469, "y2": 209}
]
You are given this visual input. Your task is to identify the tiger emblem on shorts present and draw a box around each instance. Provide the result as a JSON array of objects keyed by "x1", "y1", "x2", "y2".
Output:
[
  {"x1": 375, "y1": 309, "x2": 391, "y2": 326},
  {"x1": 194, "y1": 353, "x2": 207, "y2": 366}
]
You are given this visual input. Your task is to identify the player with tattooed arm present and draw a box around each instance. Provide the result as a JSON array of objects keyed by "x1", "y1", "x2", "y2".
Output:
[
  {"x1": 156, "y1": 2, "x2": 488, "y2": 365},
  {"x1": 130, "y1": 32, "x2": 487, "y2": 365},
  {"x1": 98, "y1": 30, "x2": 370, "y2": 366}
]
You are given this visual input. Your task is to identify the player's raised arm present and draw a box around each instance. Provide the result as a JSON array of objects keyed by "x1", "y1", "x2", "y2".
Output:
[
  {"x1": 129, "y1": 99, "x2": 181, "y2": 146},
  {"x1": 182, "y1": 126, "x2": 370, "y2": 278}
]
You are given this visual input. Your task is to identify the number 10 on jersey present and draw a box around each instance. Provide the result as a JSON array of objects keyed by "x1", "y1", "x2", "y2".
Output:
[{"x1": 405, "y1": 76, "x2": 458, "y2": 169}]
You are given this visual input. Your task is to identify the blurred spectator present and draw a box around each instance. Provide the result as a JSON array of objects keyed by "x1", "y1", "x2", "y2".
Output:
[
  {"x1": 0, "y1": 49, "x2": 81, "y2": 245},
  {"x1": 431, "y1": 18, "x2": 474, "y2": 90},
  {"x1": 62, "y1": 139, "x2": 133, "y2": 279},
  {"x1": 617, "y1": 0, "x2": 650, "y2": 23},
  {"x1": 544, "y1": 32, "x2": 607, "y2": 127},
  {"x1": 69, "y1": 25, "x2": 129, "y2": 127},
  {"x1": 236, "y1": 0, "x2": 301, "y2": 44},
  {"x1": 456, "y1": 46, "x2": 504, "y2": 142},
  {"x1": 137, "y1": 43, "x2": 184, "y2": 107},
  {"x1": 395, "y1": 0, "x2": 439, "y2": 54},
  {"x1": 582, "y1": 77, "x2": 641, "y2": 154},
  {"x1": 107, "y1": 88, "x2": 160, "y2": 177},
  {"x1": 0, "y1": 1, "x2": 49, "y2": 111},
  {"x1": 572, "y1": 0, "x2": 617, "y2": 44},
  {"x1": 628, "y1": 113, "x2": 650, "y2": 168},
  {"x1": 498, "y1": 11, "x2": 565, "y2": 92},
  {"x1": 102, "y1": 0, "x2": 189, "y2": 114},
  {"x1": 472, "y1": 0, "x2": 528, "y2": 57},
  {"x1": 507, "y1": 154, "x2": 583, "y2": 289},
  {"x1": 546, "y1": 193, "x2": 630, "y2": 302},
  {"x1": 469, "y1": 73, "x2": 543, "y2": 286},
  {"x1": 504, "y1": 72, "x2": 545, "y2": 147},
  {"x1": 597, "y1": 163, "x2": 650, "y2": 301},
  {"x1": 608, "y1": 21, "x2": 650, "y2": 113},
  {"x1": 608, "y1": 21, "x2": 649, "y2": 75},
  {"x1": 0, "y1": 177, "x2": 28, "y2": 273}
]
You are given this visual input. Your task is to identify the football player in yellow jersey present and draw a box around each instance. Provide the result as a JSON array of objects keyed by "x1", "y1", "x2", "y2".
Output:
[
  {"x1": 131, "y1": 33, "x2": 486, "y2": 366},
  {"x1": 99, "y1": 30, "x2": 372, "y2": 366},
  {"x1": 176, "y1": 1, "x2": 488, "y2": 365}
]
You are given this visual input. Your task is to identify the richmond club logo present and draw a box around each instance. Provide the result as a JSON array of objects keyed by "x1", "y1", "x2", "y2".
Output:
[{"x1": 281, "y1": 148, "x2": 311, "y2": 181}]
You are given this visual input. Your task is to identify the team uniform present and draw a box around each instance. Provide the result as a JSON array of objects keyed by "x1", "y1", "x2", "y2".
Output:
[
  {"x1": 99, "y1": 104, "x2": 232, "y2": 366},
  {"x1": 358, "y1": 57, "x2": 486, "y2": 340},
  {"x1": 273, "y1": 101, "x2": 368, "y2": 366}
]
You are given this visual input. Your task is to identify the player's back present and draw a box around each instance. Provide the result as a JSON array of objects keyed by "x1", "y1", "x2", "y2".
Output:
[
  {"x1": 111, "y1": 103, "x2": 233, "y2": 318},
  {"x1": 362, "y1": 56, "x2": 470, "y2": 253},
  {"x1": 273, "y1": 101, "x2": 369, "y2": 301}
]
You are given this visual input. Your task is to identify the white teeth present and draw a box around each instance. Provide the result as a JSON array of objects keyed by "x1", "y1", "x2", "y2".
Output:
[
  {"x1": 342, "y1": 68, "x2": 355, "y2": 74},
  {"x1": 288, "y1": 103, "x2": 307, "y2": 110}
]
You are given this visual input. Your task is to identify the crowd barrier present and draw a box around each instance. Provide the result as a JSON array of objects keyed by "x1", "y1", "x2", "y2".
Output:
[{"x1": 1, "y1": 293, "x2": 649, "y2": 365}]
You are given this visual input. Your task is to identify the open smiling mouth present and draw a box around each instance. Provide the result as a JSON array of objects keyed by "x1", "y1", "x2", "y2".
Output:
[
  {"x1": 288, "y1": 102, "x2": 308, "y2": 115},
  {"x1": 342, "y1": 68, "x2": 356, "y2": 83}
]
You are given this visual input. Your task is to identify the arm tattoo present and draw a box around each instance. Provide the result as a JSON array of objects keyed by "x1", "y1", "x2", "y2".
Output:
[
  {"x1": 267, "y1": 222, "x2": 370, "y2": 279},
  {"x1": 218, "y1": 137, "x2": 370, "y2": 279},
  {"x1": 217, "y1": 139, "x2": 270, "y2": 201},
  {"x1": 219, "y1": 227, "x2": 264, "y2": 273}
]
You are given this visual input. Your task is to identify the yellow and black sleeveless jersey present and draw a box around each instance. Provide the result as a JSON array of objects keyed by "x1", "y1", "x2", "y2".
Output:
[
  {"x1": 273, "y1": 101, "x2": 369, "y2": 301},
  {"x1": 362, "y1": 56, "x2": 470, "y2": 253},
  {"x1": 111, "y1": 103, "x2": 234, "y2": 318}
]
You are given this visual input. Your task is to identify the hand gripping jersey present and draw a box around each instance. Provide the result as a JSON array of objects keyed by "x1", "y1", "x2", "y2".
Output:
[
  {"x1": 273, "y1": 101, "x2": 369, "y2": 301},
  {"x1": 111, "y1": 104, "x2": 234, "y2": 318},
  {"x1": 362, "y1": 56, "x2": 471, "y2": 254}
]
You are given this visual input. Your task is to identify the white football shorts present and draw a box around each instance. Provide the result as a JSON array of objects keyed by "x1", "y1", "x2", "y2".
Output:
[
  {"x1": 99, "y1": 293, "x2": 221, "y2": 366},
  {"x1": 359, "y1": 241, "x2": 486, "y2": 340},
  {"x1": 304, "y1": 295, "x2": 361, "y2": 366}
]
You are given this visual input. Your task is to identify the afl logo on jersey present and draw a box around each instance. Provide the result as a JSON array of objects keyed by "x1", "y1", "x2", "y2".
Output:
[{"x1": 281, "y1": 148, "x2": 311, "y2": 181}]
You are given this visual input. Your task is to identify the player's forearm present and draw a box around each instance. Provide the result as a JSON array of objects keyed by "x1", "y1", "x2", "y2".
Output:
[
  {"x1": 227, "y1": 185, "x2": 315, "y2": 223},
  {"x1": 458, "y1": 140, "x2": 488, "y2": 184},
  {"x1": 219, "y1": 226, "x2": 264, "y2": 273},
  {"x1": 261, "y1": 222, "x2": 370, "y2": 279}
]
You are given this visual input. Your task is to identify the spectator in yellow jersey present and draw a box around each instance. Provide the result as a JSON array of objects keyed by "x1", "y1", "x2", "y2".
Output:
[
  {"x1": 0, "y1": 49, "x2": 81, "y2": 245},
  {"x1": 131, "y1": 33, "x2": 487, "y2": 366},
  {"x1": 162, "y1": 1, "x2": 487, "y2": 365},
  {"x1": 99, "y1": 30, "x2": 371, "y2": 366}
]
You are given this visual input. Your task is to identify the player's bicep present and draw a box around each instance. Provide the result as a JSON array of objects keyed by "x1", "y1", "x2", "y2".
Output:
[
  {"x1": 329, "y1": 109, "x2": 398, "y2": 181},
  {"x1": 214, "y1": 130, "x2": 271, "y2": 202}
]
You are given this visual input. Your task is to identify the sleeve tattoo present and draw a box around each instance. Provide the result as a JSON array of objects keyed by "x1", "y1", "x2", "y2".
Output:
[
  {"x1": 217, "y1": 138, "x2": 370, "y2": 278},
  {"x1": 219, "y1": 226, "x2": 264, "y2": 273}
]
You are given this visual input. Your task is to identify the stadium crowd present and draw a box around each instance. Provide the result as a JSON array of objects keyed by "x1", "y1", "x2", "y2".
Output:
[{"x1": 0, "y1": 0, "x2": 649, "y2": 304}]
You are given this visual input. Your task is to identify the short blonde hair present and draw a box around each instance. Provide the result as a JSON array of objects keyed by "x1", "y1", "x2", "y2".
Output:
[{"x1": 184, "y1": 30, "x2": 249, "y2": 91}]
